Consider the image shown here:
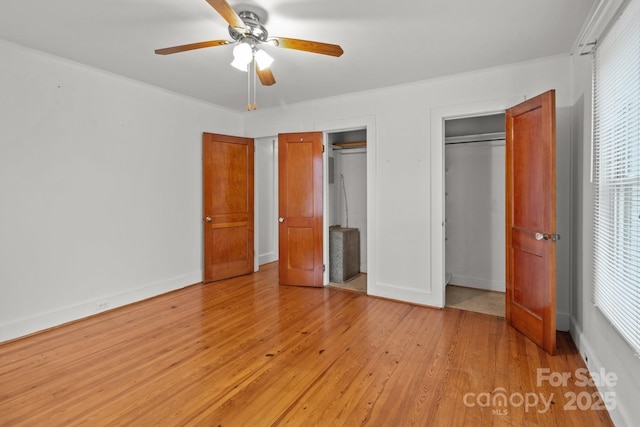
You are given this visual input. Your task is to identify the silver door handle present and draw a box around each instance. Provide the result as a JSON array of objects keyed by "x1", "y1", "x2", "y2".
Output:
[
  {"x1": 278, "y1": 217, "x2": 285, "y2": 223},
  {"x1": 535, "y1": 232, "x2": 560, "y2": 241}
]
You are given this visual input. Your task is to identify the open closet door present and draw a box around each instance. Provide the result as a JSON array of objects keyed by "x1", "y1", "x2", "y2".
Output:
[
  {"x1": 505, "y1": 90, "x2": 557, "y2": 355},
  {"x1": 202, "y1": 133, "x2": 254, "y2": 283},
  {"x1": 278, "y1": 132, "x2": 323, "y2": 287}
]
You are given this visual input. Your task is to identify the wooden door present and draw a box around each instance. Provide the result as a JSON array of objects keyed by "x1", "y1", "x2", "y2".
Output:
[
  {"x1": 505, "y1": 90, "x2": 557, "y2": 354},
  {"x1": 202, "y1": 133, "x2": 254, "y2": 283},
  {"x1": 278, "y1": 132, "x2": 323, "y2": 287}
]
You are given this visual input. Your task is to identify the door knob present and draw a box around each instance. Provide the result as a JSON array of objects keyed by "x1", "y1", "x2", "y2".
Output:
[
  {"x1": 278, "y1": 217, "x2": 285, "y2": 223},
  {"x1": 205, "y1": 217, "x2": 212, "y2": 222},
  {"x1": 535, "y1": 232, "x2": 561, "y2": 241},
  {"x1": 535, "y1": 232, "x2": 560, "y2": 241}
]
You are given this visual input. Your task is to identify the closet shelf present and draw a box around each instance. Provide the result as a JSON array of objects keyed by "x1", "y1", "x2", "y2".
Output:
[{"x1": 333, "y1": 141, "x2": 367, "y2": 149}]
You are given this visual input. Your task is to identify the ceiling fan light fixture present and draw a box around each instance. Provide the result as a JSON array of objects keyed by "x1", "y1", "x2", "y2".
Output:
[
  {"x1": 255, "y1": 49, "x2": 274, "y2": 70},
  {"x1": 232, "y1": 42, "x2": 252, "y2": 63},
  {"x1": 154, "y1": 0, "x2": 344, "y2": 110},
  {"x1": 230, "y1": 57, "x2": 249, "y2": 72}
]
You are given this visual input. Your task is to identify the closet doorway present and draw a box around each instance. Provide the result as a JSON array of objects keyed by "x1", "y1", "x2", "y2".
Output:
[
  {"x1": 327, "y1": 129, "x2": 368, "y2": 294},
  {"x1": 444, "y1": 114, "x2": 506, "y2": 317}
]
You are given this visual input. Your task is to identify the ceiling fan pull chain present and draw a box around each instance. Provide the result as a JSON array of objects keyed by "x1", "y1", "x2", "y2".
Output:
[
  {"x1": 247, "y1": 60, "x2": 251, "y2": 111},
  {"x1": 253, "y1": 58, "x2": 257, "y2": 110}
]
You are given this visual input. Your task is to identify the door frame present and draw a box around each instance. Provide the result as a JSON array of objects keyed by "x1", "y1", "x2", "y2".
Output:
[
  {"x1": 251, "y1": 116, "x2": 376, "y2": 288},
  {"x1": 315, "y1": 116, "x2": 377, "y2": 290},
  {"x1": 430, "y1": 96, "x2": 524, "y2": 308},
  {"x1": 253, "y1": 136, "x2": 279, "y2": 271}
]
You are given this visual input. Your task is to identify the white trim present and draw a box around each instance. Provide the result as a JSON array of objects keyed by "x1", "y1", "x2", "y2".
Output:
[
  {"x1": 572, "y1": 0, "x2": 630, "y2": 55},
  {"x1": 430, "y1": 96, "x2": 523, "y2": 308},
  {"x1": 254, "y1": 136, "x2": 279, "y2": 269},
  {"x1": 571, "y1": 317, "x2": 631, "y2": 427},
  {"x1": 0, "y1": 272, "x2": 201, "y2": 343},
  {"x1": 315, "y1": 115, "x2": 377, "y2": 293},
  {"x1": 449, "y1": 275, "x2": 505, "y2": 292}
]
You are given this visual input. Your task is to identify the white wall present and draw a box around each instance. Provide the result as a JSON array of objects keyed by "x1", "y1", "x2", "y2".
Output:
[
  {"x1": 333, "y1": 149, "x2": 367, "y2": 272},
  {"x1": 570, "y1": 51, "x2": 640, "y2": 427},
  {"x1": 0, "y1": 40, "x2": 242, "y2": 342},
  {"x1": 327, "y1": 146, "x2": 341, "y2": 227},
  {"x1": 244, "y1": 55, "x2": 574, "y2": 310}
]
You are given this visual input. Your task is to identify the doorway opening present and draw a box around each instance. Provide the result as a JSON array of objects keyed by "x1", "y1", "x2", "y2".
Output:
[
  {"x1": 254, "y1": 127, "x2": 371, "y2": 292},
  {"x1": 254, "y1": 136, "x2": 279, "y2": 271},
  {"x1": 326, "y1": 129, "x2": 367, "y2": 294},
  {"x1": 443, "y1": 113, "x2": 506, "y2": 317}
]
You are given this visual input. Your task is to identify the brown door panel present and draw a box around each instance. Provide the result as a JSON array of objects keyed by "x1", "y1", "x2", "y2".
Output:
[
  {"x1": 278, "y1": 132, "x2": 323, "y2": 287},
  {"x1": 203, "y1": 133, "x2": 254, "y2": 283},
  {"x1": 505, "y1": 90, "x2": 557, "y2": 354}
]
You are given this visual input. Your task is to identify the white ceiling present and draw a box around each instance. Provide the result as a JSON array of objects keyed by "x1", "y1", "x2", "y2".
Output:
[{"x1": 0, "y1": 0, "x2": 595, "y2": 112}]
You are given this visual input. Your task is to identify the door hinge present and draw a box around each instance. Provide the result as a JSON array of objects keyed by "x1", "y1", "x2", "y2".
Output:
[
  {"x1": 322, "y1": 144, "x2": 325, "y2": 153},
  {"x1": 323, "y1": 264, "x2": 326, "y2": 272},
  {"x1": 551, "y1": 234, "x2": 560, "y2": 242}
]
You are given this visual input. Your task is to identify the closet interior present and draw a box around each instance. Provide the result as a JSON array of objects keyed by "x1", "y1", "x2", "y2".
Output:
[
  {"x1": 444, "y1": 113, "x2": 506, "y2": 315},
  {"x1": 327, "y1": 129, "x2": 367, "y2": 293}
]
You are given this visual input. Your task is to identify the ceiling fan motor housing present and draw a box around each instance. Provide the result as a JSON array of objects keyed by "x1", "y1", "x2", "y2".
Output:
[{"x1": 228, "y1": 11, "x2": 268, "y2": 44}]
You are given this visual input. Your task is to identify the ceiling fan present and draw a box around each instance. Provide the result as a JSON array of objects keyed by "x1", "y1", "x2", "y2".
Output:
[{"x1": 155, "y1": 0, "x2": 344, "y2": 104}]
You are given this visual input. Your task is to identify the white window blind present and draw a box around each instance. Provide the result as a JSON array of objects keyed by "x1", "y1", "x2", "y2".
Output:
[{"x1": 592, "y1": 0, "x2": 640, "y2": 357}]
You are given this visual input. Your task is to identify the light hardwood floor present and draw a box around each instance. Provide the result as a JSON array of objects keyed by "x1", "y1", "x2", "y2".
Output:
[{"x1": 0, "y1": 262, "x2": 613, "y2": 426}]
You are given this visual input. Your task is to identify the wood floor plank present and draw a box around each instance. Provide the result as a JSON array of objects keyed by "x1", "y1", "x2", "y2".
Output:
[{"x1": 0, "y1": 262, "x2": 614, "y2": 426}]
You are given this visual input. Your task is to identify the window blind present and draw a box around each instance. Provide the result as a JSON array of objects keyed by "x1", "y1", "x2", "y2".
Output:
[{"x1": 592, "y1": 0, "x2": 640, "y2": 357}]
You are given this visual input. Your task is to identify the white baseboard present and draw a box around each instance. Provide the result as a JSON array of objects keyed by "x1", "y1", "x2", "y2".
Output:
[
  {"x1": 449, "y1": 274, "x2": 505, "y2": 292},
  {"x1": 557, "y1": 311, "x2": 570, "y2": 332},
  {"x1": 570, "y1": 317, "x2": 630, "y2": 427},
  {"x1": 259, "y1": 253, "x2": 278, "y2": 265},
  {"x1": 0, "y1": 271, "x2": 201, "y2": 343}
]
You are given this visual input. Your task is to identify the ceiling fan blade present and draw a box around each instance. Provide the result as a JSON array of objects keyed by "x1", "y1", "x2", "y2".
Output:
[
  {"x1": 155, "y1": 40, "x2": 229, "y2": 55},
  {"x1": 204, "y1": 0, "x2": 247, "y2": 32},
  {"x1": 256, "y1": 66, "x2": 276, "y2": 86},
  {"x1": 270, "y1": 37, "x2": 344, "y2": 57}
]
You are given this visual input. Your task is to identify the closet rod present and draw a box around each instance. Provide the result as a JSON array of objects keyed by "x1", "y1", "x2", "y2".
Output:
[{"x1": 445, "y1": 132, "x2": 505, "y2": 145}]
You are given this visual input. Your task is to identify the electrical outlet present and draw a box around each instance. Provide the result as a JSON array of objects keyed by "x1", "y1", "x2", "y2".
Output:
[
  {"x1": 96, "y1": 301, "x2": 111, "y2": 312},
  {"x1": 584, "y1": 353, "x2": 589, "y2": 369}
]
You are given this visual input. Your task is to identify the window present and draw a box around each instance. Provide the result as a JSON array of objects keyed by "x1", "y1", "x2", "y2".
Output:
[{"x1": 592, "y1": 0, "x2": 640, "y2": 357}]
